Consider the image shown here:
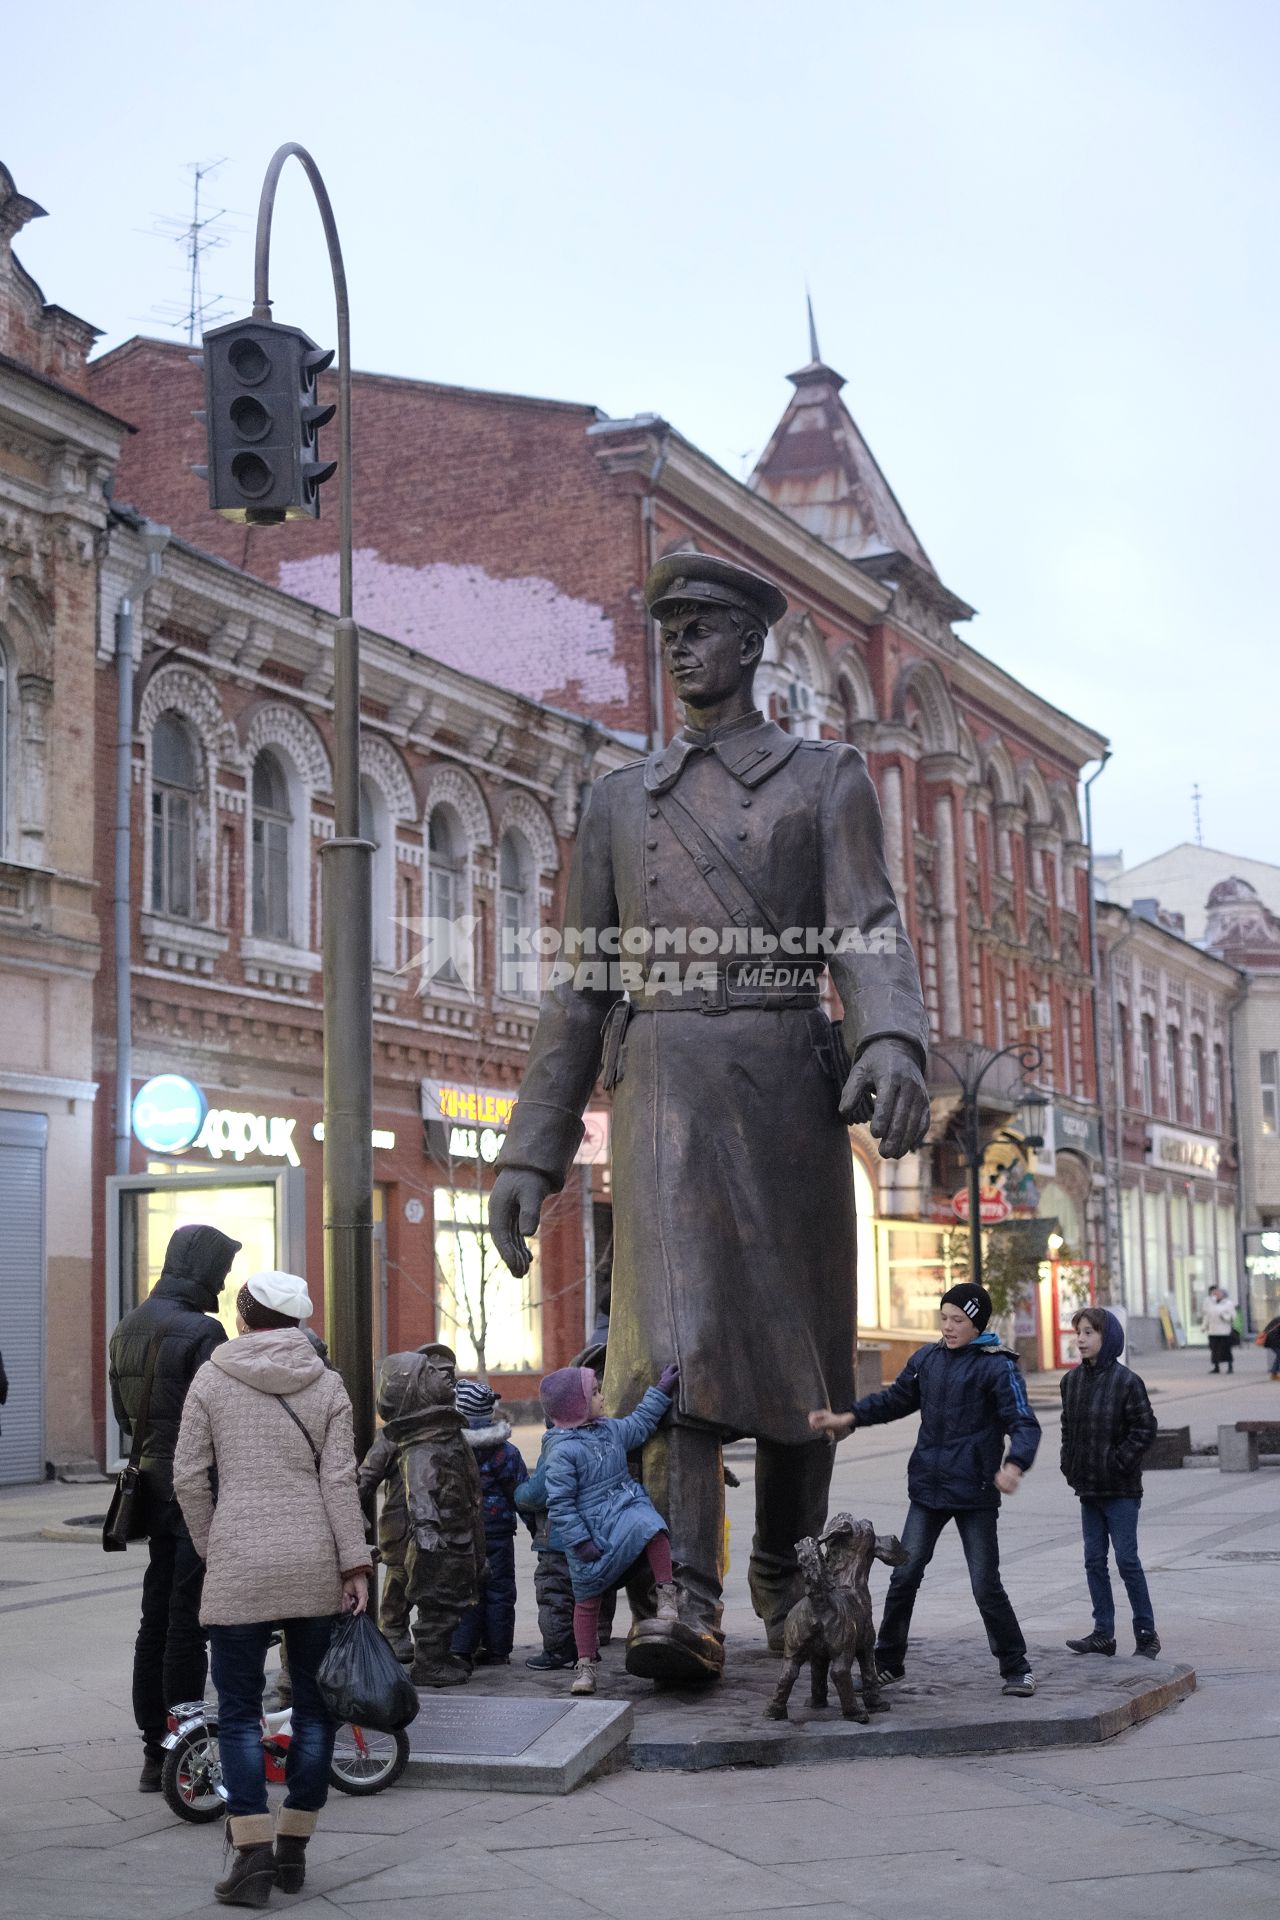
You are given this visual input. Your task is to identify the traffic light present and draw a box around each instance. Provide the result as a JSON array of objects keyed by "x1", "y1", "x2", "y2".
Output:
[{"x1": 201, "y1": 317, "x2": 337, "y2": 523}]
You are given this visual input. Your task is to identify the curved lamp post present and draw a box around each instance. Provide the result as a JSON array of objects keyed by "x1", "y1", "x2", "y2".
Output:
[{"x1": 930, "y1": 1041, "x2": 1045, "y2": 1290}]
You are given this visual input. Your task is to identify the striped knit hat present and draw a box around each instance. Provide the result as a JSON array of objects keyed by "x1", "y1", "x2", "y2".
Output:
[{"x1": 455, "y1": 1378, "x2": 498, "y2": 1419}]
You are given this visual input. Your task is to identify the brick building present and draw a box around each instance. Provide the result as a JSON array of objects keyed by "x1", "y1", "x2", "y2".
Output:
[
  {"x1": 91, "y1": 325, "x2": 1108, "y2": 1377},
  {"x1": 0, "y1": 164, "x2": 129, "y2": 1481}
]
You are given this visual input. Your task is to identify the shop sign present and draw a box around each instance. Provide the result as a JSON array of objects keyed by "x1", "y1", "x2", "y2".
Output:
[
  {"x1": 421, "y1": 1076, "x2": 515, "y2": 1168},
  {"x1": 1147, "y1": 1125, "x2": 1220, "y2": 1179},
  {"x1": 1055, "y1": 1107, "x2": 1101, "y2": 1160},
  {"x1": 132, "y1": 1075, "x2": 207, "y2": 1154},
  {"x1": 198, "y1": 1109, "x2": 300, "y2": 1167},
  {"x1": 133, "y1": 1075, "x2": 300, "y2": 1167},
  {"x1": 952, "y1": 1188, "x2": 1011, "y2": 1225}
]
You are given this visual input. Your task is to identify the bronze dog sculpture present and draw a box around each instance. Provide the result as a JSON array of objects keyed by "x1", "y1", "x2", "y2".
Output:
[{"x1": 765, "y1": 1513, "x2": 909, "y2": 1723}]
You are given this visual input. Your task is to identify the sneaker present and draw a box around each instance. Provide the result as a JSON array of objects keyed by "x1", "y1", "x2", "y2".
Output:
[
  {"x1": 873, "y1": 1663, "x2": 905, "y2": 1686},
  {"x1": 654, "y1": 1582, "x2": 679, "y2": 1624},
  {"x1": 472, "y1": 1651, "x2": 510, "y2": 1666},
  {"x1": 1134, "y1": 1631, "x2": 1162, "y2": 1659},
  {"x1": 1066, "y1": 1630, "x2": 1116, "y2": 1656},
  {"x1": 525, "y1": 1650, "x2": 577, "y2": 1670},
  {"x1": 1002, "y1": 1671, "x2": 1036, "y2": 1696},
  {"x1": 570, "y1": 1658, "x2": 598, "y2": 1696}
]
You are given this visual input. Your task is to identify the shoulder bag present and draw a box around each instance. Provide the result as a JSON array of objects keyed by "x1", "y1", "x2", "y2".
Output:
[{"x1": 102, "y1": 1333, "x2": 163, "y2": 1553}]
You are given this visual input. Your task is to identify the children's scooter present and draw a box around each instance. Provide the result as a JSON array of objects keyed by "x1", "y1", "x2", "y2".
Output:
[{"x1": 161, "y1": 1697, "x2": 409, "y2": 1821}]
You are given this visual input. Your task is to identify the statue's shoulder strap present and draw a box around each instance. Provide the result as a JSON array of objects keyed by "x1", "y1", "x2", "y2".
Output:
[{"x1": 652, "y1": 788, "x2": 783, "y2": 937}]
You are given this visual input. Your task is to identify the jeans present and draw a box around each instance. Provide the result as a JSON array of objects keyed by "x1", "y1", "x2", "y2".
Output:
[
  {"x1": 208, "y1": 1616, "x2": 337, "y2": 1819},
  {"x1": 133, "y1": 1506, "x2": 208, "y2": 1757},
  {"x1": 453, "y1": 1533, "x2": 518, "y2": 1660},
  {"x1": 876, "y1": 1502, "x2": 1029, "y2": 1679},
  {"x1": 1080, "y1": 1497, "x2": 1155, "y2": 1638}
]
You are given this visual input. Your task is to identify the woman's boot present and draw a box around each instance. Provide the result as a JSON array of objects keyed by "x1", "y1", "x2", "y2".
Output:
[
  {"x1": 215, "y1": 1815, "x2": 276, "y2": 1908},
  {"x1": 274, "y1": 1806, "x2": 317, "y2": 1895}
]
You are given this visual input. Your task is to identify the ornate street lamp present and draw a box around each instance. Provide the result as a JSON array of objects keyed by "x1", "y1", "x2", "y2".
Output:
[{"x1": 930, "y1": 1041, "x2": 1046, "y2": 1290}]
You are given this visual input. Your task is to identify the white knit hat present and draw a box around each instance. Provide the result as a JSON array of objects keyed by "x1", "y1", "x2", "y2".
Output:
[{"x1": 244, "y1": 1270, "x2": 314, "y2": 1321}]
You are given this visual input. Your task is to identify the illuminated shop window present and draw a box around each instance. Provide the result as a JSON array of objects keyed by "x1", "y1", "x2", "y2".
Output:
[{"x1": 433, "y1": 1185, "x2": 541, "y2": 1374}]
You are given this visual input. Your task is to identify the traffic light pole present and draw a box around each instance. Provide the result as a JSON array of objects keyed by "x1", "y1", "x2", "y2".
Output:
[
  {"x1": 931, "y1": 1042, "x2": 1044, "y2": 1291},
  {"x1": 252, "y1": 145, "x2": 374, "y2": 1456}
]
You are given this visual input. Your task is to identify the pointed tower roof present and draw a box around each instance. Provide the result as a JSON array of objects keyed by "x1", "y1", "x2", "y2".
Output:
[{"x1": 749, "y1": 301, "x2": 936, "y2": 576}]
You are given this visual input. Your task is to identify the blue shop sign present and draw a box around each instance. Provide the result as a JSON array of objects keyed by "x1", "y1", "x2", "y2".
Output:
[{"x1": 132, "y1": 1075, "x2": 207, "y2": 1154}]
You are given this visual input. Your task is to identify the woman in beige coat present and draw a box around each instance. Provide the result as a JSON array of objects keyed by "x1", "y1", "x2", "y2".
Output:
[{"x1": 174, "y1": 1270, "x2": 370, "y2": 1909}]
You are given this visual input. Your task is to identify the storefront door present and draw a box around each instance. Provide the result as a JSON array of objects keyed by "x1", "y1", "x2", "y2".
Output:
[{"x1": 106, "y1": 1165, "x2": 305, "y2": 1463}]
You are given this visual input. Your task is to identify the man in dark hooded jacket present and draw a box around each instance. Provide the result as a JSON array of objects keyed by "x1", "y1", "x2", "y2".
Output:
[{"x1": 109, "y1": 1223, "x2": 240, "y2": 1788}]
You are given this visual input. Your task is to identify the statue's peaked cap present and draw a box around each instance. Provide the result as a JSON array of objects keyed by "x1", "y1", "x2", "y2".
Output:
[{"x1": 645, "y1": 554, "x2": 788, "y2": 631}]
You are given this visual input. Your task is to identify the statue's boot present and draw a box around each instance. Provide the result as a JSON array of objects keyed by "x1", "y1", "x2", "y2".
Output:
[{"x1": 624, "y1": 1613, "x2": 725, "y2": 1683}]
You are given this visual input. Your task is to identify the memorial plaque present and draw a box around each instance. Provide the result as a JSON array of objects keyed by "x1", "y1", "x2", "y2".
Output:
[{"x1": 407, "y1": 1696, "x2": 575, "y2": 1758}]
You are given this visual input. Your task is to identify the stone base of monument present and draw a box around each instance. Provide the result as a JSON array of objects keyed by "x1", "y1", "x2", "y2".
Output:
[
  {"x1": 426, "y1": 1638, "x2": 1193, "y2": 1784},
  {"x1": 405, "y1": 1693, "x2": 632, "y2": 1793}
]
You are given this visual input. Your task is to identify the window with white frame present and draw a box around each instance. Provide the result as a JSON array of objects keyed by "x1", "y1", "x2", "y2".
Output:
[
  {"x1": 498, "y1": 828, "x2": 537, "y2": 999},
  {"x1": 779, "y1": 653, "x2": 820, "y2": 740},
  {"x1": 1140, "y1": 1014, "x2": 1156, "y2": 1113},
  {"x1": 150, "y1": 712, "x2": 198, "y2": 919},
  {"x1": 1165, "y1": 1024, "x2": 1182, "y2": 1120},
  {"x1": 1189, "y1": 1034, "x2": 1205, "y2": 1130},
  {"x1": 251, "y1": 749, "x2": 292, "y2": 941},
  {"x1": 1262, "y1": 1051, "x2": 1279, "y2": 1136},
  {"x1": 426, "y1": 806, "x2": 463, "y2": 988}
]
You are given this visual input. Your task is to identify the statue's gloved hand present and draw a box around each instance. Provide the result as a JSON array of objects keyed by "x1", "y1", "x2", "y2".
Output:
[
  {"x1": 656, "y1": 1363, "x2": 680, "y2": 1396},
  {"x1": 839, "y1": 1040, "x2": 931, "y2": 1160},
  {"x1": 488, "y1": 1169, "x2": 552, "y2": 1277},
  {"x1": 573, "y1": 1541, "x2": 604, "y2": 1563}
]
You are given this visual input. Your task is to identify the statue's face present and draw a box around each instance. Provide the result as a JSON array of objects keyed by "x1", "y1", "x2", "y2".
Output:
[{"x1": 659, "y1": 603, "x2": 761, "y2": 708}]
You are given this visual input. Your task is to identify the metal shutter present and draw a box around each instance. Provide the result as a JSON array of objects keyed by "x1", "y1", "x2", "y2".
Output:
[{"x1": 0, "y1": 1110, "x2": 47, "y2": 1485}]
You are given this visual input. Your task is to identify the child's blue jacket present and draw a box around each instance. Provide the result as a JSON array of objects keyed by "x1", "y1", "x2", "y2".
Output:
[{"x1": 542, "y1": 1385, "x2": 671, "y2": 1598}]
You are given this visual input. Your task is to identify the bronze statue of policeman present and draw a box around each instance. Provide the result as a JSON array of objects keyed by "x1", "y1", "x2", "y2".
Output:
[{"x1": 490, "y1": 555, "x2": 931, "y2": 1684}]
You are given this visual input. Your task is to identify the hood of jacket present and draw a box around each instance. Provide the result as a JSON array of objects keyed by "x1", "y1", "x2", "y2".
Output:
[
  {"x1": 153, "y1": 1223, "x2": 242, "y2": 1315},
  {"x1": 1087, "y1": 1310, "x2": 1126, "y2": 1370},
  {"x1": 462, "y1": 1417, "x2": 512, "y2": 1450},
  {"x1": 946, "y1": 1331, "x2": 1021, "y2": 1361},
  {"x1": 210, "y1": 1328, "x2": 325, "y2": 1396},
  {"x1": 384, "y1": 1403, "x2": 466, "y2": 1447}
]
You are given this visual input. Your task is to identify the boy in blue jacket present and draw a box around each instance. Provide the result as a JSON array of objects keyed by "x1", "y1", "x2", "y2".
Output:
[{"x1": 810, "y1": 1282, "x2": 1041, "y2": 1696}]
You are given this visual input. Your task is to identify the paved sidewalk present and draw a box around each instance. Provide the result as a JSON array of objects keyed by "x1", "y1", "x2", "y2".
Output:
[{"x1": 2, "y1": 1346, "x2": 1278, "y2": 1918}]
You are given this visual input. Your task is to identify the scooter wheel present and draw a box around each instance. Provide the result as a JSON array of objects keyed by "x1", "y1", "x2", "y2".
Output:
[
  {"x1": 328, "y1": 1724, "x2": 410, "y2": 1795},
  {"x1": 161, "y1": 1728, "x2": 224, "y2": 1822}
]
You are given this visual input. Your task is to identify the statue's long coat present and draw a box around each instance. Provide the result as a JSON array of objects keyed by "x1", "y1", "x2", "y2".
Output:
[{"x1": 496, "y1": 714, "x2": 929, "y2": 1446}]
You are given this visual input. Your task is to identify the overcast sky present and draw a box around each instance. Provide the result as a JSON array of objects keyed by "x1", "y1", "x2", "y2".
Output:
[{"x1": 7, "y1": 1, "x2": 1276, "y2": 869}]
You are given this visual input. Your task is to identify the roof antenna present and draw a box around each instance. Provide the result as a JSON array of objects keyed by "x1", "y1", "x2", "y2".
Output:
[
  {"x1": 806, "y1": 286, "x2": 821, "y2": 365},
  {"x1": 139, "y1": 159, "x2": 235, "y2": 342},
  {"x1": 1191, "y1": 783, "x2": 1204, "y2": 846}
]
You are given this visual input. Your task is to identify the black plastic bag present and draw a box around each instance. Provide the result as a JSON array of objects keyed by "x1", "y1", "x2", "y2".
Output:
[{"x1": 317, "y1": 1612, "x2": 420, "y2": 1733}]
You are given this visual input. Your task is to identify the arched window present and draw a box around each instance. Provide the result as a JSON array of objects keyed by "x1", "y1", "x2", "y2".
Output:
[
  {"x1": 1189, "y1": 1034, "x2": 1205, "y2": 1130},
  {"x1": 498, "y1": 829, "x2": 537, "y2": 998},
  {"x1": 426, "y1": 806, "x2": 463, "y2": 987},
  {"x1": 778, "y1": 653, "x2": 819, "y2": 740},
  {"x1": 252, "y1": 749, "x2": 292, "y2": 941},
  {"x1": 150, "y1": 712, "x2": 198, "y2": 918}
]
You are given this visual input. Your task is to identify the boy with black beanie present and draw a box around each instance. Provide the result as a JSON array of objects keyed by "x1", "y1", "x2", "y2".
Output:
[{"x1": 810, "y1": 1281, "x2": 1041, "y2": 1695}]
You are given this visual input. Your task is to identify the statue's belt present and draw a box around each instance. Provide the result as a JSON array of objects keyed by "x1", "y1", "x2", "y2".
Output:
[{"x1": 630, "y1": 971, "x2": 822, "y2": 1016}]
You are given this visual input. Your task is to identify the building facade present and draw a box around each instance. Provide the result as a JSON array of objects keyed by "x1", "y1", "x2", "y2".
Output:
[
  {"x1": 1095, "y1": 899, "x2": 1242, "y2": 1350},
  {"x1": 91, "y1": 330, "x2": 1109, "y2": 1380},
  {"x1": 0, "y1": 164, "x2": 130, "y2": 1481}
]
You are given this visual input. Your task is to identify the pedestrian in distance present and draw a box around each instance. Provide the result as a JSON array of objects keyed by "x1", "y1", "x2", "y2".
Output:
[
  {"x1": 357, "y1": 1342, "x2": 456, "y2": 1663},
  {"x1": 450, "y1": 1378, "x2": 533, "y2": 1667},
  {"x1": 809, "y1": 1282, "x2": 1041, "y2": 1697},
  {"x1": 1060, "y1": 1306, "x2": 1161, "y2": 1660},
  {"x1": 108, "y1": 1222, "x2": 241, "y2": 1791},
  {"x1": 1258, "y1": 1313, "x2": 1280, "y2": 1381},
  {"x1": 540, "y1": 1361, "x2": 681, "y2": 1696},
  {"x1": 1201, "y1": 1284, "x2": 1238, "y2": 1373},
  {"x1": 172, "y1": 1270, "x2": 371, "y2": 1909}
]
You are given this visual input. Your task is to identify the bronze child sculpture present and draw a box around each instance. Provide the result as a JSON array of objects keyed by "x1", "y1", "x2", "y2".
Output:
[
  {"x1": 766, "y1": 1514, "x2": 908, "y2": 1724},
  {"x1": 489, "y1": 554, "x2": 931, "y2": 1685}
]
